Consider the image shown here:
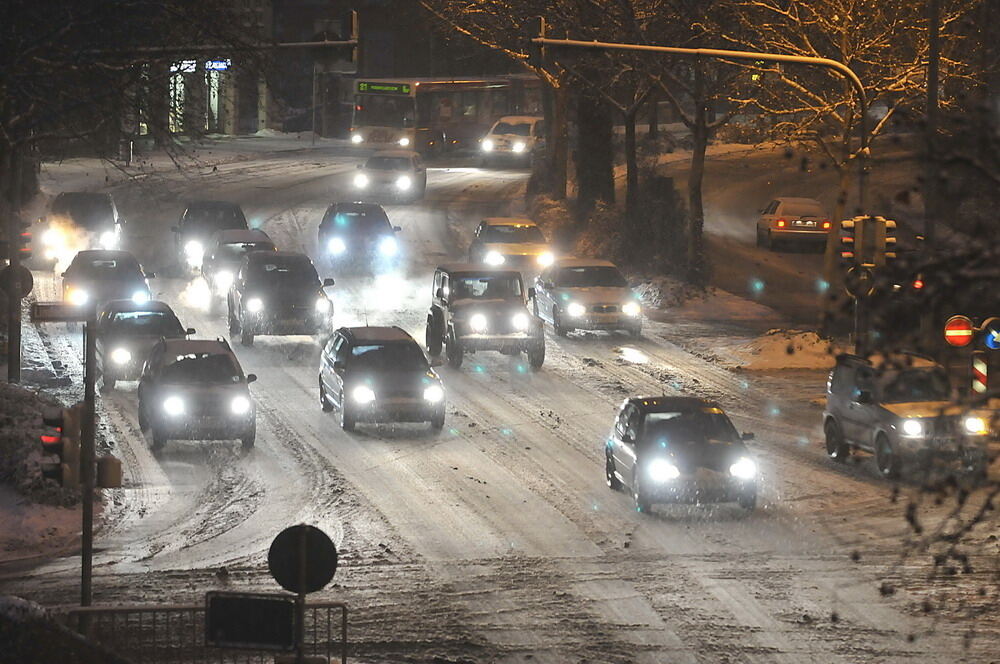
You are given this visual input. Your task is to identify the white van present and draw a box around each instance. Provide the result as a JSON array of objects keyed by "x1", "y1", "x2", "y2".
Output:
[{"x1": 479, "y1": 116, "x2": 545, "y2": 167}]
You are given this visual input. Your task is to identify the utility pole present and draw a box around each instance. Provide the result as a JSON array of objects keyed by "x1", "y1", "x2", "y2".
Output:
[
  {"x1": 80, "y1": 312, "x2": 98, "y2": 611},
  {"x1": 924, "y1": 0, "x2": 941, "y2": 245},
  {"x1": 6, "y1": 146, "x2": 24, "y2": 383}
]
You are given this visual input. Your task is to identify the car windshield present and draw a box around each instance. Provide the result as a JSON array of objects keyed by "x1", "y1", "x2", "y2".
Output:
[
  {"x1": 183, "y1": 206, "x2": 246, "y2": 232},
  {"x1": 247, "y1": 258, "x2": 318, "y2": 288},
  {"x1": 365, "y1": 157, "x2": 412, "y2": 171},
  {"x1": 52, "y1": 194, "x2": 113, "y2": 229},
  {"x1": 482, "y1": 225, "x2": 545, "y2": 244},
  {"x1": 349, "y1": 342, "x2": 428, "y2": 371},
  {"x1": 492, "y1": 122, "x2": 531, "y2": 136},
  {"x1": 879, "y1": 368, "x2": 951, "y2": 403},
  {"x1": 323, "y1": 211, "x2": 391, "y2": 234},
  {"x1": 781, "y1": 202, "x2": 825, "y2": 218},
  {"x1": 108, "y1": 311, "x2": 183, "y2": 336},
  {"x1": 555, "y1": 266, "x2": 627, "y2": 288},
  {"x1": 72, "y1": 257, "x2": 140, "y2": 279},
  {"x1": 642, "y1": 409, "x2": 739, "y2": 444},
  {"x1": 217, "y1": 241, "x2": 274, "y2": 262},
  {"x1": 161, "y1": 353, "x2": 241, "y2": 384},
  {"x1": 451, "y1": 274, "x2": 522, "y2": 300}
]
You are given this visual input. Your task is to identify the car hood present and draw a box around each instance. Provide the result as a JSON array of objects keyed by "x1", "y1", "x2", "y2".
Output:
[
  {"x1": 553, "y1": 286, "x2": 632, "y2": 305},
  {"x1": 881, "y1": 401, "x2": 990, "y2": 419},
  {"x1": 349, "y1": 369, "x2": 440, "y2": 393},
  {"x1": 245, "y1": 287, "x2": 322, "y2": 303},
  {"x1": 654, "y1": 440, "x2": 746, "y2": 474},
  {"x1": 102, "y1": 333, "x2": 183, "y2": 352},
  {"x1": 450, "y1": 298, "x2": 526, "y2": 315},
  {"x1": 482, "y1": 242, "x2": 550, "y2": 257},
  {"x1": 66, "y1": 278, "x2": 148, "y2": 297}
]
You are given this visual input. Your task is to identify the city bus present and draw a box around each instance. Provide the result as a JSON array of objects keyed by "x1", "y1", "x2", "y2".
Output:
[{"x1": 348, "y1": 75, "x2": 542, "y2": 154}]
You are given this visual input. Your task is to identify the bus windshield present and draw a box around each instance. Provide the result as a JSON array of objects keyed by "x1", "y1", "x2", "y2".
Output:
[{"x1": 355, "y1": 95, "x2": 414, "y2": 128}]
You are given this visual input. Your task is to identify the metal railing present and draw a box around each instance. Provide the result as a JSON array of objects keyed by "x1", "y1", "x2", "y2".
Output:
[{"x1": 56, "y1": 601, "x2": 348, "y2": 664}]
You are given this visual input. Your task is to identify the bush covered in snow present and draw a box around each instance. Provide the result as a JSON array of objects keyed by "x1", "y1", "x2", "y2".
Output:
[
  {"x1": 0, "y1": 383, "x2": 78, "y2": 506},
  {"x1": 0, "y1": 595, "x2": 129, "y2": 663}
]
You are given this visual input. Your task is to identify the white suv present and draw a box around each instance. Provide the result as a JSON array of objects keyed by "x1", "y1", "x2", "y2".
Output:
[{"x1": 480, "y1": 116, "x2": 544, "y2": 167}]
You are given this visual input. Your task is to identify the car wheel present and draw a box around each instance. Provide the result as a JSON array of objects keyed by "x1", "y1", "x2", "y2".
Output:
[
  {"x1": 737, "y1": 487, "x2": 757, "y2": 511},
  {"x1": 824, "y1": 419, "x2": 850, "y2": 462},
  {"x1": 426, "y1": 318, "x2": 443, "y2": 356},
  {"x1": 430, "y1": 409, "x2": 445, "y2": 431},
  {"x1": 137, "y1": 400, "x2": 149, "y2": 431},
  {"x1": 765, "y1": 230, "x2": 774, "y2": 250},
  {"x1": 605, "y1": 453, "x2": 622, "y2": 491},
  {"x1": 552, "y1": 307, "x2": 567, "y2": 337},
  {"x1": 101, "y1": 375, "x2": 116, "y2": 393},
  {"x1": 240, "y1": 325, "x2": 254, "y2": 347},
  {"x1": 340, "y1": 399, "x2": 356, "y2": 432},
  {"x1": 151, "y1": 427, "x2": 167, "y2": 452},
  {"x1": 755, "y1": 226, "x2": 764, "y2": 247},
  {"x1": 875, "y1": 434, "x2": 901, "y2": 479},
  {"x1": 632, "y1": 470, "x2": 652, "y2": 513},
  {"x1": 628, "y1": 323, "x2": 642, "y2": 338},
  {"x1": 319, "y1": 377, "x2": 333, "y2": 412},
  {"x1": 527, "y1": 342, "x2": 545, "y2": 370},
  {"x1": 446, "y1": 331, "x2": 464, "y2": 368},
  {"x1": 241, "y1": 424, "x2": 256, "y2": 449}
]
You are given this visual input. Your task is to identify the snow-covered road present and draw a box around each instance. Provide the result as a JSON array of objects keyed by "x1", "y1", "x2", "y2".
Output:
[{"x1": 2, "y1": 146, "x2": 994, "y2": 662}]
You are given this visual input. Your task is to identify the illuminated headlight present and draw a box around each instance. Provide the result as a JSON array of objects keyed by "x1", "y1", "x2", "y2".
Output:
[
  {"x1": 353, "y1": 173, "x2": 369, "y2": 188},
  {"x1": 469, "y1": 313, "x2": 488, "y2": 333},
  {"x1": 395, "y1": 175, "x2": 412, "y2": 191},
  {"x1": 99, "y1": 230, "x2": 117, "y2": 249},
  {"x1": 246, "y1": 297, "x2": 263, "y2": 313},
  {"x1": 214, "y1": 270, "x2": 234, "y2": 292},
  {"x1": 648, "y1": 458, "x2": 680, "y2": 482},
  {"x1": 622, "y1": 301, "x2": 641, "y2": 317},
  {"x1": 131, "y1": 290, "x2": 149, "y2": 305},
  {"x1": 230, "y1": 395, "x2": 251, "y2": 415},
  {"x1": 42, "y1": 228, "x2": 61, "y2": 246},
  {"x1": 964, "y1": 416, "x2": 988, "y2": 435},
  {"x1": 163, "y1": 396, "x2": 185, "y2": 416},
  {"x1": 423, "y1": 385, "x2": 444, "y2": 403},
  {"x1": 378, "y1": 236, "x2": 398, "y2": 257},
  {"x1": 511, "y1": 312, "x2": 530, "y2": 331},
  {"x1": 352, "y1": 385, "x2": 376, "y2": 404},
  {"x1": 901, "y1": 419, "x2": 924, "y2": 437},
  {"x1": 328, "y1": 237, "x2": 347, "y2": 255},
  {"x1": 536, "y1": 251, "x2": 554, "y2": 267},
  {"x1": 350, "y1": 133, "x2": 363, "y2": 144},
  {"x1": 512, "y1": 141, "x2": 526, "y2": 153},
  {"x1": 483, "y1": 251, "x2": 505, "y2": 266},
  {"x1": 315, "y1": 297, "x2": 331, "y2": 314},
  {"x1": 184, "y1": 240, "x2": 204, "y2": 266},
  {"x1": 67, "y1": 288, "x2": 89, "y2": 306},
  {"x1": 110, "y1": 348, "x2": 132, "y2": 365},
  {"x1": 567, "y1": 302, "x2": 586, "y2": 318},
  {"x1": 481, "y1": 139, "x2": 494, "y2": 152},
  {"x1": 398, "y1": 137, "x2": 410, "y2": 147},
  {"x1": 729, "y1": 457, "x2": 757, "y2": 479}
]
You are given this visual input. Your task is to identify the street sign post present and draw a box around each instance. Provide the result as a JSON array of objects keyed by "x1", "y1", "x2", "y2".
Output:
[
  {"x1": 943, "y1": 315, "x2": 975, "y2": 347},
  {"x1": 0, "y1": 264, "x2": 33, "y2": 299},
  {"x1": 972, "y1": 352, "x2": 988, "y2": 394}
]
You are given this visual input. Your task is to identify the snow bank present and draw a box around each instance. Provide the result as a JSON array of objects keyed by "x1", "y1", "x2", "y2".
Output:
[
  {"x1": 729, "y1": 329, "x2": 842, "y2": 370},
  {"x1": 633, "y1": 275, "x2": 780, "y2": 321},
  {"x1": 0, "y1": 595, "x2": 130, "y2": 664}
]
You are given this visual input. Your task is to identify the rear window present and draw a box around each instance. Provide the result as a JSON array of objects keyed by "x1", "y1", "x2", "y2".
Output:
[
  {"x1": 780, "y1": 202, "x2": 825, "y2": 218},
  {"x1": 482, "y1": 225, "x2": 545, "y2": 244}
]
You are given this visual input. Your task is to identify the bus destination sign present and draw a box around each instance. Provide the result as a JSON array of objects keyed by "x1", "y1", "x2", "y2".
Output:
[{"x1": 358, "y1": 81, "x2": 412, "y2": 95}]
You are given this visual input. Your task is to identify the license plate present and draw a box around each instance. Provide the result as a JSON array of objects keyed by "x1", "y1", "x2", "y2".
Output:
[{"x1": 793, "y1": 219, "x2": 816, "y2": 227}]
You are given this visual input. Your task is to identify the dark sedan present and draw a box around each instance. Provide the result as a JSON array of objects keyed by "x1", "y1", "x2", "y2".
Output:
[
  {"x1": 96, "y1": 300, "x2": 192, "y2": 391},
  {"x1": 62, "y1": 250, "x2": 153, "y2": 312}
]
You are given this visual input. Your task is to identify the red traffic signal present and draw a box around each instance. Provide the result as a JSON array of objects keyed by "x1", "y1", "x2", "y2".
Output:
[
  {"x1": 943, "y1": 315, "x2": 974, "y2": 347},
  {"x1": 39, "y1": 405, "x2": 82, "y2": 488}
]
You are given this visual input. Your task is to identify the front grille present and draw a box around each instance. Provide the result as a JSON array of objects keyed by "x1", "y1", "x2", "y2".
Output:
[
  {"x1": 591, "y1": 304, "x2": 619, "y2": 314},
  {"x1": 189, "y1": 393, "x2": 228, "y2": 417}
]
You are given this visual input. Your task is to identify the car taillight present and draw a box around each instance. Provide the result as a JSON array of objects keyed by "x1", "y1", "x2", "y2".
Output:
[
  {"x1": 776, "y1": 219, "x2": 786, "y2": 228},
  {"x1": 821, "y1": 221, "x2": 831, "y2": 229},
  {"x1": 913, "y1": 278, "x2": 924, "y2": 290}
]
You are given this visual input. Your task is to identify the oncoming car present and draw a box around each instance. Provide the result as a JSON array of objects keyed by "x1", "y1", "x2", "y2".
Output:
[
  {"x1": 228, "y1": 251, "x2": 335, "y2": 346},
  {"x1": 173, "y1": 201, "x2": 249, "y2": 270},
  {"x1": 533, "y1": 258, "x2": 641, "y2": 336},
  {"x1": 317, "y1": 202, "x2": 402, "y2": 270},
  {"x1": 755, "y1": 197, "x2": 831, "y2": 250},
  {"x1": 606, "y1": 397, "x2": 758, "y2": 512},
  {"x1": 137, "y1": 338, "x2": 257, "y2": 450},
  {"x1": 352, "y1": 150, "x2": 427, "y2": 202},
  {"x1": 201, "y1": 229, "x2": 276, "y2": 297},
  {"x1": 319, "y1": 326, "x2": 445, "y2": 432},
  {"x1": 38, "y1": 192, "x2": 125, "y2": 265},
  {"x1": 62, "y1": 250, "x2": 153, "y2": 312},
  {"x1": 479, "y1": 115, "x2": 544, "y2": 167},
  {"x1": 467, "y1": 218, "x2": 554, "y2": 271},
  {"x1": 96, "y1": 300, "x2": 192, "y2": 391},
  {"x1": 425, "y1": 264, "x2": 545, "y2": 370}
]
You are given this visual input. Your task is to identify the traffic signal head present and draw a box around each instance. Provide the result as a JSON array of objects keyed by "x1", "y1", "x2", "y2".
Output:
[
  {"x1": 527, "y1": 17, "x2": 547, "y2": 68},
  {"x1": 14, "y1": 218, "x2": 31, "y2": 261},
  {"x1": 39, "y1": 405, "x2": 82, "y2": 488},
  {"x1": 882, "y1": 219, "x2": 897, "y2": 263},
  {"x1": 839, "y1": 219, "x2": 857, "y2": 263}
]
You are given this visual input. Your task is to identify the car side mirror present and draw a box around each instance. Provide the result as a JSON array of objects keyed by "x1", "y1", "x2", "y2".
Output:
[
  {"x1": 856, "y1": 390, "x2": 873, "y2": 404},
  {"x1": 185, "y1": 327, "x2": 196, "y2": 336},
  {"x1": 246, "y1": 373, "x2": 257, "y2": 384},
  {"x1": 323, "y1": 278, "x2": 335, "y2": 288},
  {"x1": 393, "y1": 226, "x2": 402, "y2": 232},
  {"x1": 60, "y1": 272, "x2": 66, "y2": 278},
  {"x1": 527, "y1": 287, "x2": 536, "y2": 299},
  {"x1": 435, "y1": 287, "x2": 444, "y2": 300},
  {"x1": 741, "y1": 432, "x2": 755, "y2": 441}
]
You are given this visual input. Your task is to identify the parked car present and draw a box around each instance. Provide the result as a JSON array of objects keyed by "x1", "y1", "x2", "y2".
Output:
[
  {"x1": 61, "y1": 250, "x2": 153, "y2": 312},
  {"x1": 96, "y1": 300, "x2": 192, "y2": 391},
  {"x1": 425, "y1": 263, "x2": 545, "y2": 370},
  {"x1": 479, "y1": 115, "x2": 545, "y2": 167},
  {"x1": 755, "y1": 197, "x2": 831, "y2": 250},
  {"x1": 533, "y1": 258, "x2": 641, "y2": 336},
  {"x1": 137, "y1": 338, "x2": 257, "y2": 450},
  {"x1": 605, "y1": 396, "x2": 758, "y2": 512},
  {"x1": 823, "y1": 353, "x2": 991, "y2": 479},
  {"x1": 173, "y1": 201, "x2": 249, "y2": 270},
  {"x1": 319, "y1": 326, "x2": 445, "y2": 431},
  {"x1": 317, "y1": 202, "x2": 401, "y2": 271},
  {"x1": 202, "y1": 229, "x2": 276, "y2": 297},
  {"x1": 467, "y1": 218, "x2": 554, "y2": 272},
  {"x1": 352, "y1": 150, "x2": 427, "y2": 202},
  {"x1": 228, "y1": 251, "x2": 334, "y2": 346}
]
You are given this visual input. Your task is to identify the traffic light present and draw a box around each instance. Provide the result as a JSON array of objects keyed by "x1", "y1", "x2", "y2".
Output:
[
  {"x1": 527, "y1": 17, "x2": 547, "y2": 68},
  {"x1": 13, "y1": 218, "x2": 31, "y2": 261},
  {"x1": 348, "y1": 9, "x2": 358, "y2": 64},
  {"x1": 881, "y1": 218, "x2": 897, "y2": 264},
  {"x1": 39, "y1": 404, "x2": 82, "y2": 488},
  {"x1": 839, "y1": 218, "x2": 858, "y2": 263}
]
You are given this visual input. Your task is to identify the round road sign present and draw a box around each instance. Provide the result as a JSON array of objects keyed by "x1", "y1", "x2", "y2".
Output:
[
  {"x1": 981, "y1": 317, "x2": 1000, "y2": 351},
  {"x1": 844, "y1": 266, "x2": 875, "y2": 298},
  {"x1": 267, "y1": 524, "x2": 337, "y2": 595},
  {"x1": 0, "y1": 264, "x2": 33, "y2": 299},
  {"x1": 943, "y1": 315, "x2": 974, "y2": 347}
]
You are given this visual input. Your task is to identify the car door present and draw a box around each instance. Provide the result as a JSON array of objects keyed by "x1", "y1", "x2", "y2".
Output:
[
  {"x1": 842, "y1": 365, "x2": 876, "y2": 447},
  {"x1": 534, "y1": 268, "x2": 553, "y2": 322},
  {"x1": 469, "y1": 222, "x2": 486, "y2": 259},
  {"x1": 231, "y1": 262, "x2": 248, "y2": 314},
  {"x1": 758, "y1": 200, "x2": 778, "y2": 230},
  {"x1": 330, "y1": 335, "x2": 350, "y2": 407},
  {"x1": 319, "y1": 335, "x2": 338, "y2": 401}
]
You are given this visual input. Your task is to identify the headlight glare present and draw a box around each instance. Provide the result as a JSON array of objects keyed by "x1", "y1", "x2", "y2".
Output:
[
  {"x1": 379, "y1": 236, "x2": 398, "y2": 257},
  {"x1": 395, "y1": 175, "x2": 412, "y2": 191},
  {"x1": 353, "y1": 173, "x2": 369, "y2": 188},
  {"x1": 536, "y1": 251, "x2": 554, "y2": 267},
  {"x1": 423, "y1": 385, "x2": 444, "y2": 403},
  {"x1": 901, "y1": 419, "x2": 924, "y2": 437},
  {"x1": 42, "y1": 228, "x2": 61, "y2": 246},
  {"x1": 567, "y1": 302, "x2": 586, "y2": 318},
  {"x1": 350, "y1": 133, "x2": 363, "y2": 144},
  {"x1": 469, "y1": 313, "x2": 488, "y2": 333},
  {"x1": 214, "y1": 270, "x2": 234, "y2": 292},
  {"x1": 328, "y1": 237, "x2": 347, "y2": 255},
  {"x1": 99, "y1": 230, "x2": 117, "y2": 249},
  {"x1": 729, "y1": 457, "x2": 757, "y2": 479},
  {"x1": 315, "y1": 298, "x2": 331, "y2": 314},
  {"x1": 352, "y1": 385, "x2": 376, "y2": 404},
  {"x1": 131, "y1": 290, "x2": 149, "y2": 304},
  {"x1": 483, "y1": 251, "x2": 505, "y2": 266},
  {"x1": 398, "y1": 137, "x2": 410, "y2": 147},
  {"x1": 512, "y1": 141, "x2": 526, "y2": 153},
  {"x1": 964, "y1": 416, "x2": 988, "y2": 435},
  {"x1": 163, "y1": 396, "x2": 184, "y2": 416},
  {"x1": 622, "y1": 301, "x2": 641, "y2": 317},
  {"x1": 648, "y1": 458, "x2": 680, "y2": 482},
  {"x1": 511, "y1": 312, "x2": 530, "y2": 331},
  {"x1": 110, "y1": 348, "x2": 132, "y2": 365},
  {"x1": 246, "y1": 297, "x2": 263, "y2": 313},
  {"x1": 481, "y1": 139, "x2": 494, "y2": 152},
  {"x1": 67, "y1": 288, "x2": 89, "y2": 306},
  {"x1": 230, "y1": 395, "x2": 251, "y2": 415}
]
